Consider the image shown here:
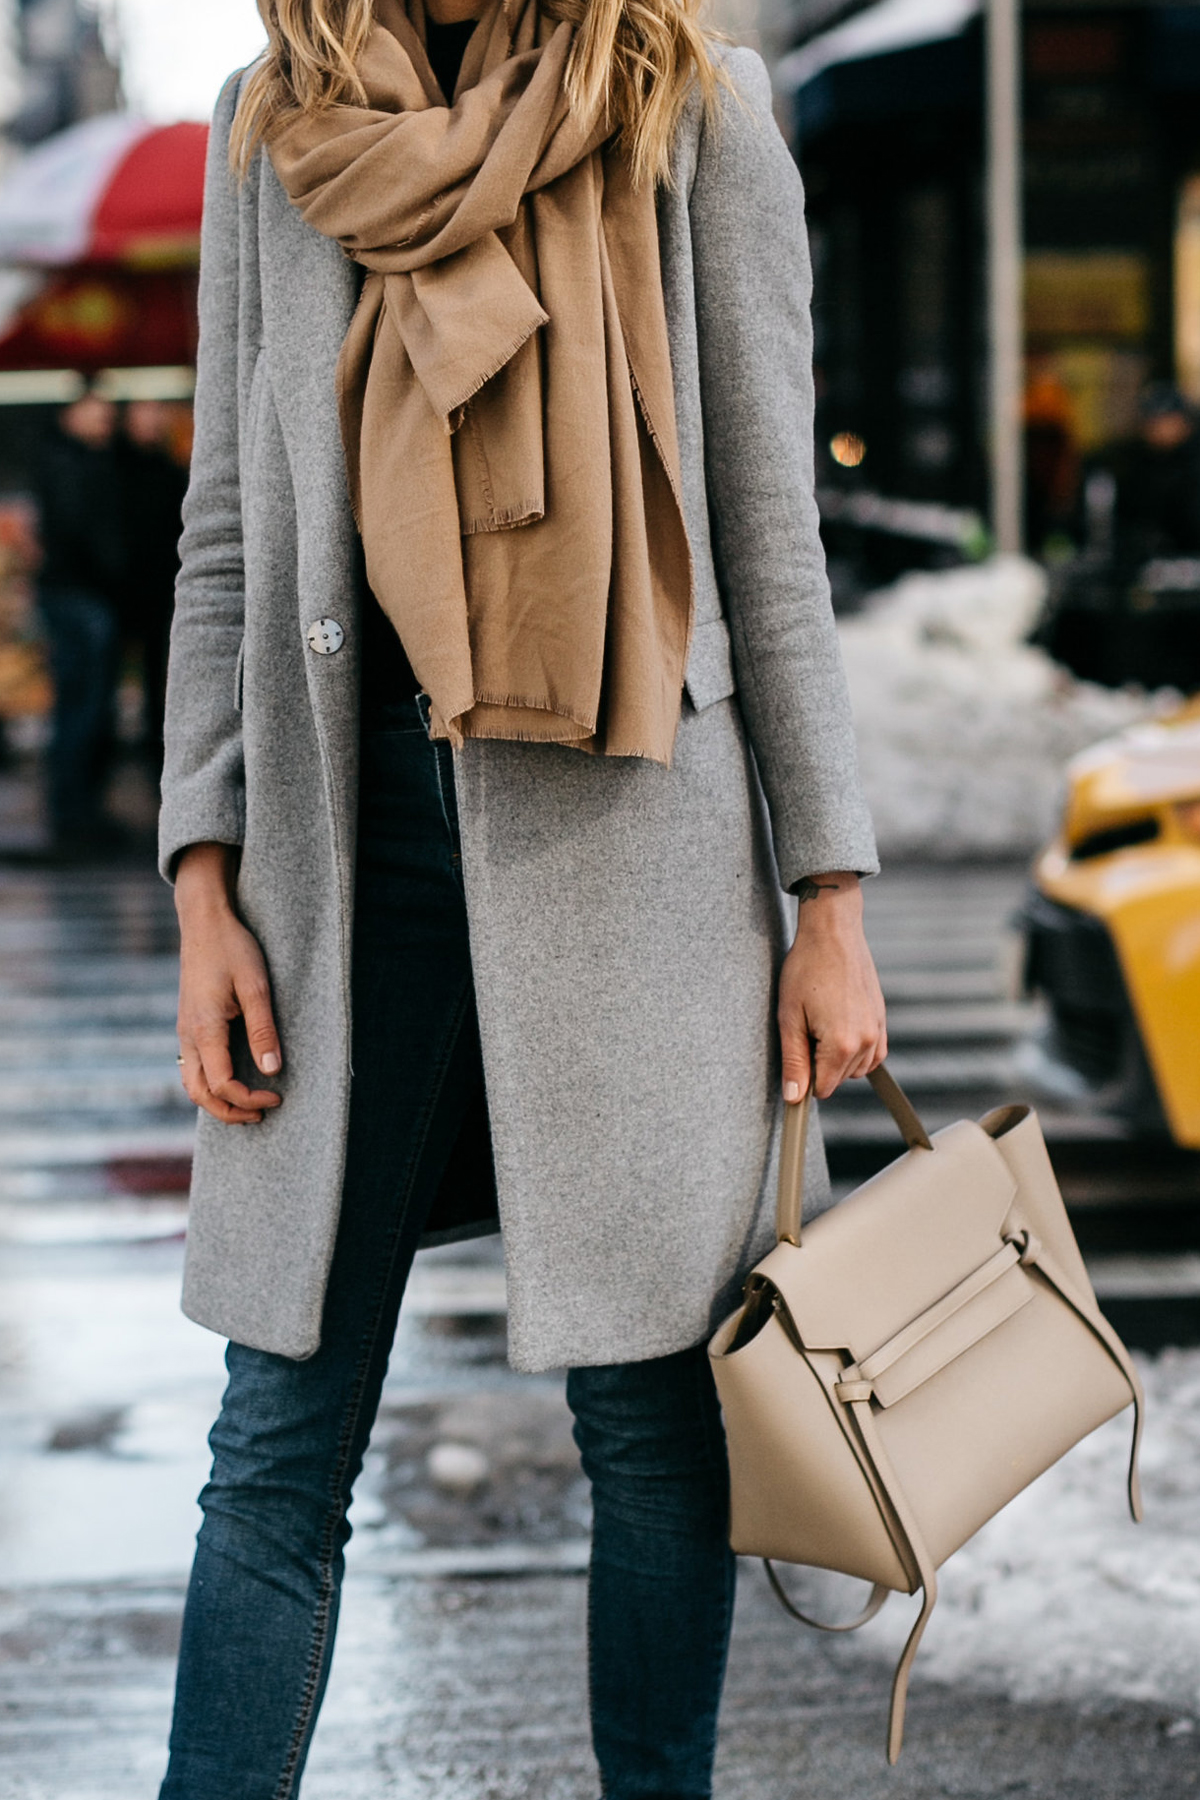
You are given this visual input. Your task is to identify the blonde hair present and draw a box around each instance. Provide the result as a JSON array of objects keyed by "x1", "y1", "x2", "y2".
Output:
[{"x1": 230, "y1": 0, "x2": 723, "y2": 187}]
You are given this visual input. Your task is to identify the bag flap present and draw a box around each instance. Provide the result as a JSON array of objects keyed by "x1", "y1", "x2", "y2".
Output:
[{"x1": 752, "y1": 1121, "x2": 1019, "y2": 1360}]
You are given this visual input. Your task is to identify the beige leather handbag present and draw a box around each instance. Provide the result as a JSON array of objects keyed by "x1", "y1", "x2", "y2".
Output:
[{"x1": 709, "y1": 1065, "x2": 1144, "y2": 1762}]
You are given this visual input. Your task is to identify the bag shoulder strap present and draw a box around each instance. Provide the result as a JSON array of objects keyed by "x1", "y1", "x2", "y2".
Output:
[
  {"x1": 764, "y1": 1309, "x2": 942, "y2": 1759},
  {"x1": 768, "y1": 1356, "x2": 939, "y2": 1763},
  {"x1": 843, "y1": 1392, "x2": 940, "y2": 1764},
  {"x1": 763, "y1": 1564, "x2": 891, "y2": 1633}
]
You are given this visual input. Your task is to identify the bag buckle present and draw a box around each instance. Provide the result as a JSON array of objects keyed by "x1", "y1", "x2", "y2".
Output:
[
  {"x1": 835, "y1": 1374, "x2": 875, "y2": 1405},
  {"x1": 1003, "y1": 1227, "x2": 1042, "y2": 1268}
]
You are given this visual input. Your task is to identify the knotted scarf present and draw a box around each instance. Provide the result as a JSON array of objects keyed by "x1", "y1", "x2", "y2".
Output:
[{"x1": 269, "y1": 0, "x2": 694, "y2": 763}]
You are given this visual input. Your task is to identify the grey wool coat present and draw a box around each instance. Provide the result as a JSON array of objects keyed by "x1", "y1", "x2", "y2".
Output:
[{"x1": 159, "y1": 47, "x2": 879, "y2": 1375}]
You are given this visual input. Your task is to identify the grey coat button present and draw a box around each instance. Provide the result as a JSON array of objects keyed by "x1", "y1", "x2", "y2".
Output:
[{"x1": 306, "y1": 618, "x2": 344, "y2": 656}]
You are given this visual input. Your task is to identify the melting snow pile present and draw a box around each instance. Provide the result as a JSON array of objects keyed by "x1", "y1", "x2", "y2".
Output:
[
  {"x1": 838, "y1": 556, "x2": 1159, "y2": 859},
  {"x1": 857, "y1": 1347, "x2": 1200, "y2": 1719}
]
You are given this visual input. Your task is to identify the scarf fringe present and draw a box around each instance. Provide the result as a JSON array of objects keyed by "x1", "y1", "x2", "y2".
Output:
[
  {"x1": 445, "y1": 311, "x2": 549, "y2": 434},
  {"x1": 438, "y1": 690, "x2": 676, "y2": 766},
  {"x1": 451, "y1": 720, "x2": 672, "y2": 766},
  {"x1": 462, "y1": 501, "x2": 544, "y2": 535},
  {"x1": 454, "y1": 689, "x2": 600, "y2": 731}
]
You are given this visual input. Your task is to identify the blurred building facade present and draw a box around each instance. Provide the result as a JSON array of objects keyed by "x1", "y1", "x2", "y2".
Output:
[
  {"x1": 5, "y1": 0, "x2": 120, "y2": 148},
  {"x1": 775, "y1": 0, "x2": 1200, "y2": 571}
]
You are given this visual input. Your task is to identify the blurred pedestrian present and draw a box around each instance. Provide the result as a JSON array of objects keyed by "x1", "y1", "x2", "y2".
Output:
[
  {"x1": 119, "y1": 399, "x2": 188, "y2": 766},
  {"x1": 1024, "y1": 360, "x2": 1078, "y2": 556},
  {"x1": 158, "y1": 4, "x2": 885, "y2": 1797},
  {"x1": 1041, "y1": 382, "x2": 1200, "y2": 689},
  {"x1": 32, "y1": 386, "x2": 126, "y2": 856},
  {"x1": 1104, "y1": 382, "x2": 1200, "y2": 562}
]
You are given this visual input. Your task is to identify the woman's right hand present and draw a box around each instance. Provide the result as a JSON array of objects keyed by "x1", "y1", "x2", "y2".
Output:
[{"x1": 175, "y1": 842, "x2": 283, "y2": 1125}]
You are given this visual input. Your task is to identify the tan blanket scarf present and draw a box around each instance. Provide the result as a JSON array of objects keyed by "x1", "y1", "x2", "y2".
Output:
[{"x1": 270, "y1": 0, "x2": 693, "y2": 763}]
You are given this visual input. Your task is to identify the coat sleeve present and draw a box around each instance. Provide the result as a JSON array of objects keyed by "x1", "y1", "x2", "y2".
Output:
[
  {"x1": 689, "y1": 47, "x2": 879, "y2": 888},
  {"x1": 158, "y1": 73, "x2": 249, "y2": 881}
]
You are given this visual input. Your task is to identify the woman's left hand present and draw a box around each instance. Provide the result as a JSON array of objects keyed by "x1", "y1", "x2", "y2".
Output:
[{"x1": 777, "y1": 871, "x2": 887, "y2": 1102}]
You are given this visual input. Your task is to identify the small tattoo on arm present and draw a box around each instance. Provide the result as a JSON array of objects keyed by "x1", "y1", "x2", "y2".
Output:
[{"x1": 794, "y1": 878, "x2": 839, "y2": 905}]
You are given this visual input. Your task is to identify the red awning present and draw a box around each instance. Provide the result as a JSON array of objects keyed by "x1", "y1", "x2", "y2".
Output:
[{"x1": 0, "y1": 115, "x2": 208, "y2": 269}]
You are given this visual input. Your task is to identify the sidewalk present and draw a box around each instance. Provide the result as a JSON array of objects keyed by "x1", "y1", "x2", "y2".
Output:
[{"x1": 4, "y1": 1563, "x2": 1198, "y2": 1799}]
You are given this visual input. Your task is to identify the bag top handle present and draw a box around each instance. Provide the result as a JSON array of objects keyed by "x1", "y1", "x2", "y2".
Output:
[{"x1": 776, "y1": 1062, "x2": 933, "y2": 1247}]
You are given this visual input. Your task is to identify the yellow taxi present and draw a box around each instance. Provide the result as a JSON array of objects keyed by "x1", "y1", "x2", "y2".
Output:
[{"x1": 1022, "y1": 698, "x2": 1200, "y2": 1146}]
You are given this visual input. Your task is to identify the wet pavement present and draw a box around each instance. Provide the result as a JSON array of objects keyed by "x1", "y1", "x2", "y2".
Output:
[
  {"x1": 6, "y1": 1567, "x2": 1200, "y2": 1800},
  {"x1": 0, "y1": 839, "x2": 1197, "y2": 1798}
]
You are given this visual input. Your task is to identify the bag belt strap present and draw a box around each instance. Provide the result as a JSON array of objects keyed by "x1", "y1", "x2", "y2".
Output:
[{"x1": 1009, "y1": 1230, "x2": 1145, "y2": 1522}]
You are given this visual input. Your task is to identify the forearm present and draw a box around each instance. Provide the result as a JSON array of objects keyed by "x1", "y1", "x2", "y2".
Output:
[
  {"x1": 793, "y1": 870, "x2": 861, "y2": 910},
  {"x1": 175, "y1": 841, "x2": 239, "y2": 919}
]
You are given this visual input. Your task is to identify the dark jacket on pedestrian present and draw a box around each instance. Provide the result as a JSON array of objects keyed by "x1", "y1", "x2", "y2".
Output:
[
  {"x1": 119, "y1": 440, "x2": 187, "y2": 631},
  {"x1": 33, "y1": 424, "x2": 127, "y2": 603},
  {"x1": 1108, "y1": 431, "x2": 1200, "y2": 563}
]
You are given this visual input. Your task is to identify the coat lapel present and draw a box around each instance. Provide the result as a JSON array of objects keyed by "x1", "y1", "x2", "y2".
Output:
[
  {"x1": 254, "y1": 154, "x2": 363, "y2": 922},
  {"x1": 255, "y1": 155, "x2": 360, "y2": 565}
]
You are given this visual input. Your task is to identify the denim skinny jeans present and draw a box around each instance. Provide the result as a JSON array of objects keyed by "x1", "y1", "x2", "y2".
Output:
[{"x1": 160, "y1": 695, "x2": 737, "y2": 1800}]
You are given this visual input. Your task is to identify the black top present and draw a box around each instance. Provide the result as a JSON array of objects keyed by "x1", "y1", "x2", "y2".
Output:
[
  {"x1": 426, "y1": 17, "x2": 478, "y2": 103},
  {"x1": 361, "y1": 565, "x2": 422, "y2": 713},
  {"x1": 1109, "y1": 432, "x2": 1200, "y2": 560}
]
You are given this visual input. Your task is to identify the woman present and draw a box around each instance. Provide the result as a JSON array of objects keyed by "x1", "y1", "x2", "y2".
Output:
[{"x1": 159, "y1": 0, "x2": 885, "y2": 1792}]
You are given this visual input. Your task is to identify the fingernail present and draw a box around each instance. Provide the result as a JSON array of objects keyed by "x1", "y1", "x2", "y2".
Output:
[
  {"x1": 262, "y1": 1053, "x2": 280, "y2": 1075},
  {"x1": 783, "y1": 1080, "x2": 801, "y2": 1103}
]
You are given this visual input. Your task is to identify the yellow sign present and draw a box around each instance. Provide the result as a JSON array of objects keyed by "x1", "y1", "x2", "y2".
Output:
[{"x1": 1024, "y1": 252, "x2": 1149, "y2": 341}]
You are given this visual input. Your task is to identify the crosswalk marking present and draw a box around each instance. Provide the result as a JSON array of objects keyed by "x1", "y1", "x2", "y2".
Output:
[{"x1": 0, "y1": 869, "x2": 186, "y2": 1177}]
